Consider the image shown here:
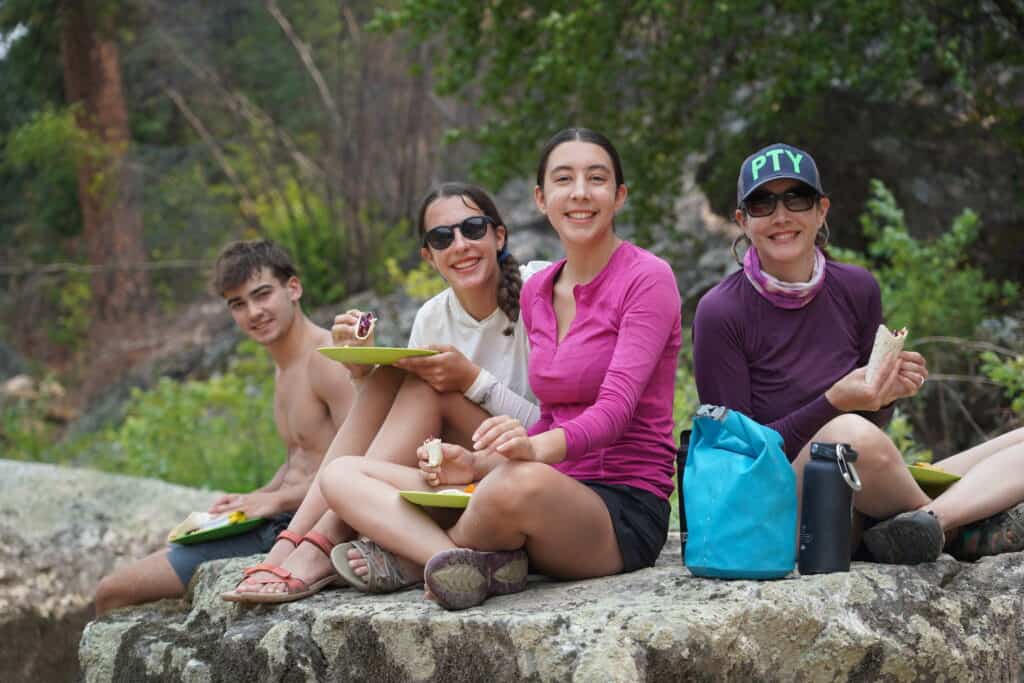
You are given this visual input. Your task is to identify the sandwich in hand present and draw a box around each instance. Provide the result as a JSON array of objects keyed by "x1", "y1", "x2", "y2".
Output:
[{"x1": 866, "y1": 324, "x2": 908, "y2": 384}]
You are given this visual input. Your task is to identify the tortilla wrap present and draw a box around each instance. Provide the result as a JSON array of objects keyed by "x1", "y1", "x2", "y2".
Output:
[
  {"x1": 866, "y1": 324, "x2": 908, "y2": 384},
  {"x1": 354, "y1": 312, "x2": 377, "y2": 340}
]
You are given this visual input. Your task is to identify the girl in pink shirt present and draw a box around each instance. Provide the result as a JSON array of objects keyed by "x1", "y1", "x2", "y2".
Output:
[{"x1": 320, "y1": 129, "x2": 680, "y2": 611}]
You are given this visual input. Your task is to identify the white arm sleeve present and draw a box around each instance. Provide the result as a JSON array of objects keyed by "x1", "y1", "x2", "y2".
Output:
[{"x1": 464, "y1": 367, "x2": 540, "y2": 428}]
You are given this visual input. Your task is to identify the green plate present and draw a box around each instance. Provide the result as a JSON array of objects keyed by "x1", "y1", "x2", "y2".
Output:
[
  {"x1": 908, "y1": 464, "x2": 961, "y2": 489},
  {"x1": 169, "y1": 518, "x2": 266, "y2": 545},
  {"x1": 399, "y1": 490, "x2": 471, "y2": 509},
  {"x1": 317, "y1": 346, "x2": 438, "y2": 365}
]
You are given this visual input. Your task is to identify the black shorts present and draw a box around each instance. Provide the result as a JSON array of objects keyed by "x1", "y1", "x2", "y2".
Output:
[{"x1": 582, "y1": 481, "x2": 670, "y2": 572}]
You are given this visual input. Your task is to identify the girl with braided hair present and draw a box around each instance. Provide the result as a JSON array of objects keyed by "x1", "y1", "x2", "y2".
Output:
[
  {"x1": 224, "y1": 182, "x2": 547, "y2": 603},
  {"x1": 320, "y1": 129, "x2": 681, "y2": 610}
]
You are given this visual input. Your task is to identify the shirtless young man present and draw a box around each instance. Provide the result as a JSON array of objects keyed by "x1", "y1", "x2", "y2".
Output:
[{"x1": 93, "y1": 240, "x2": 354, "y2": 616}]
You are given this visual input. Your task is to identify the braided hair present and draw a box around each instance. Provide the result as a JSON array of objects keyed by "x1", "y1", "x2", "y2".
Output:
[{"x1": 417, "y1": 182, "x2": 523, "y2": 336}]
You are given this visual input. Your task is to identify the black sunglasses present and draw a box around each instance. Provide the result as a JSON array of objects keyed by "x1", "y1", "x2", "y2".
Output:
[
  {"x1": 743, "y1": 187, "x2": 820, "y2": 217},
  {"x1": 423, "y1": 215, "x2": 495, "y2": 250}
]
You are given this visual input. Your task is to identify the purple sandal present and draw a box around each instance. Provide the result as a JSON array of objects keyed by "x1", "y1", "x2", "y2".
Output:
[{"x1": 424, "y1": 547, "x2": 528, "y2": 611}]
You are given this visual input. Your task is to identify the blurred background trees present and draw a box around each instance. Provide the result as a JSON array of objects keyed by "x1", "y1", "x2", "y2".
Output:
[{"x1": 0, "y1": 0, "x2": 1021, "y2": 484}]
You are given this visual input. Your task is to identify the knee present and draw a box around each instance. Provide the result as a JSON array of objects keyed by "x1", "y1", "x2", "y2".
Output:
[
  {"x1": 320, "y1": 456, "x2": 364, "y2": 509},
  {"x1": 474, "y1": 461, "x2": 550, "y2": 518},
  {"x1": 822, "y1": 414, "x2": 901, "y2": 472},
  {"x1": 400, "y1": 372, "x2": 433, "y2": 398}
]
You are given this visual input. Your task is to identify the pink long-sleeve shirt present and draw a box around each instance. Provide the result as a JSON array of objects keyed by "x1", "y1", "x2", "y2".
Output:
[{"x1": 521, "y1": 241, "x2": 681, "y2": 500}]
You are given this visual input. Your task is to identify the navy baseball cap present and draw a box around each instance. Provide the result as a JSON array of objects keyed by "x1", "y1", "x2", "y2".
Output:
[{"x1": 737, "y1": 143, "x2": 825, "y2": 204}]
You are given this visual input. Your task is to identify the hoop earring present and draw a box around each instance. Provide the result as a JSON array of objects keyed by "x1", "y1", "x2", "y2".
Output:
[
  {"x1": 815, "y1": 220, "x2": 831, "y2": 248},
  {"x1": 731, "y1": 234, "x2": 751, "y2": 265}
]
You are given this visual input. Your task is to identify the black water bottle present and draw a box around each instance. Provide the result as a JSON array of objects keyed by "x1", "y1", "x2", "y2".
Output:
[{"x1": 799, "y1": 442, "x2": 862, "y2": 574}]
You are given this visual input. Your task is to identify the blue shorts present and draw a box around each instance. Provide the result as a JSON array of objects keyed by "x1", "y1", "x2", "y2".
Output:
[{"x1": 166, "y1": 513, "x2": 293, "y2": 585}]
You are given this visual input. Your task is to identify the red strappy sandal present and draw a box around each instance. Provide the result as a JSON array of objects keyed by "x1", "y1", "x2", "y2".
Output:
[
  {"x1": 224, "y1": 530, "x2": 344, "y2": 604},
  {"x1": 222, "y1": 529, "x2": 302, "y2": 602}
]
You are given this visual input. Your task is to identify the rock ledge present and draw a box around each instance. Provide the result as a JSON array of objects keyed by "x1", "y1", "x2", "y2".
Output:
[{"x1": 81, "y1": 537, "x2": 1024, "y2": 682}]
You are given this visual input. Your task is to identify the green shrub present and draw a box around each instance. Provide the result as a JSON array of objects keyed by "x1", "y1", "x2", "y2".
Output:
[
  {"x1": 0, "y1": 398, "x2": 56, "y2": 461},
  {"x1": 833, "y1": 180, "x2": 1018, "y2": 339},
  {"x1": 886, "y1": 407, "x2": 933, "y2": 465},
  {"x1": 48, "y1": 271, "x2": 91, "y2": 350},
  {"x1": 80, "y1": 340, "x2": 280, "y2": 491},
  {"x1": 980, "y1": 351, "x2": 1024, "y2": 418},
  {"x1": 385, "y1": 256, "x2": 446, "y2": 301}
]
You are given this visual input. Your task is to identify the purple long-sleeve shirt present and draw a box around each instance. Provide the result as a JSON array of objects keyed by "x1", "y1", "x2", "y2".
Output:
[
  {"x1": 692, "y1": 261, "x2": 894, "y2": 460},
  {"x1": 521, "y1": 242, "x2": 681, "y2": 500}
]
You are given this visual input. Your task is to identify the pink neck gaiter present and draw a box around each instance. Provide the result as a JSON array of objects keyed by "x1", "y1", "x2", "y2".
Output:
[{"x1": 743, "y1": 246, "x2": 826, "y2": 309}]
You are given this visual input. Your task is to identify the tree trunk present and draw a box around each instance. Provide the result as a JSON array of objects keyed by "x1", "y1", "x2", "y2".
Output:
[{"x1": 60, "y1": 0, "x2": 148, "y2": 354}]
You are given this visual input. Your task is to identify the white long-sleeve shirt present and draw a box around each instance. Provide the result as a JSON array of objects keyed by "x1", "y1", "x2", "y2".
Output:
[{"x1": 407, "y1": 262, "x2": 547, "y2": 426}]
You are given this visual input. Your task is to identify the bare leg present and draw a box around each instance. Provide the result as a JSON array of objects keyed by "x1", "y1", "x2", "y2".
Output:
[
  {"x1": 794, "y1": 414, "x2": 930, "y2": 519},
  {"x1": 255, "y1": 373, "x2": 490, "y2": 594},
  {"x1": 322, "y1": 456, "x2": 623, "y2": 583},
  {"x1": 321, "y1": 456, "x2": 454, "y2": 578},
  {"x1": 924, "y1": 426, "x2": 1024, "y2": 530},
  {"x1": 235, "y1": 368, "x2": 404, "y2": 594},
  {"x1": 95, "y1": 549, "x2": 185, "y2": 617},
  {"x1": 449, "y1": 461, "x2": 623, "y2": 579}
]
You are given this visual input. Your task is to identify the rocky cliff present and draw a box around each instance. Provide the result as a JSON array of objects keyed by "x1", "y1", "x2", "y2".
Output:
[{"x1": 0, "y1": 460, "x2": 216, "y2": 682}]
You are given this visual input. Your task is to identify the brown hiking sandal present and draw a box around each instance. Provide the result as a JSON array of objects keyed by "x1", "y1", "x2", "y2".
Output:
[{"x1": 947, "y1": 502, "x2": 1024, "y2": 562}]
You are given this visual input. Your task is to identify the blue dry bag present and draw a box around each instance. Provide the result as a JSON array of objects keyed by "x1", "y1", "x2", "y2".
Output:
[{"x1": 683, "y1": 405, "x2": 797, "y2": 579}]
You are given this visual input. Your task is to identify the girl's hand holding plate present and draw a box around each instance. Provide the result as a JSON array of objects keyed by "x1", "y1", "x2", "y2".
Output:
[
  {"x1": 395, "y1": 344, "x2": 479, "y2": 393},
  {"x1": 418, "y1": 440, "x2": 475, "y2": 487}
]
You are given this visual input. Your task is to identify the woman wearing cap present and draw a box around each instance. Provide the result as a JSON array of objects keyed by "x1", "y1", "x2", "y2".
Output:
[{"x1": 692, "y1": 142, "x2": 1024, "y2": 565}]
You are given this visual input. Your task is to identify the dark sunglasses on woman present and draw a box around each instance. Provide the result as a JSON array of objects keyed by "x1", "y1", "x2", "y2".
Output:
[
  {"x1": 423, "y1": 215, "x2": 495, "y2": 250},
  {"x1": 743, "y1": 187, "x2": 819, "y2": 217}
]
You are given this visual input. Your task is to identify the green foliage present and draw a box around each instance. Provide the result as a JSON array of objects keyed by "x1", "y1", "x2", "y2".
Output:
[
  {"x1": 833, "y1": 180, "x2": 1018, "y2": 338},
  {"x1": 0, "y1": 397, "x2": 57, "y2": 461},
  {"x1": 48, "y1": 272, "x2": 92, "y2": 350},
  {"x1": 3, "y1": 106, "x2": 83, "y2": 243},
  {"x1": 385, "y1": 257, "x2": 446, "y2": 301},
  {"x1": 980, "y1": 352, "x2": 1024, "y2": 417},
  {"x1": 886, "y1": 407, "x2": 933, "y2": 465},
  {"x1": 373, "y1": 1, "x2": 1023, "y2": 234},
  {"x1": 77, "y1": 340, "x2": 280, "y2": 491}
]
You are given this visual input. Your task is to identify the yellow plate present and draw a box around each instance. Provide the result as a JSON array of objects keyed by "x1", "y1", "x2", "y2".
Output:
[
  {"x1": 317, "y1": 346, "x2": 437, "y2": 365},
  {"x1": 907, "y1": 464, "x2": 961, "y2": 488},
  {"x1": 399, "y1": 490, "x2": 471, "y2": 509}
]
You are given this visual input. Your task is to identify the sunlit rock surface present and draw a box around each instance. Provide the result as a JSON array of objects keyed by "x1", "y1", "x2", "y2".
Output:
[{"x1": 0, "y1": 460, "x2": 214, "y2": 682}]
